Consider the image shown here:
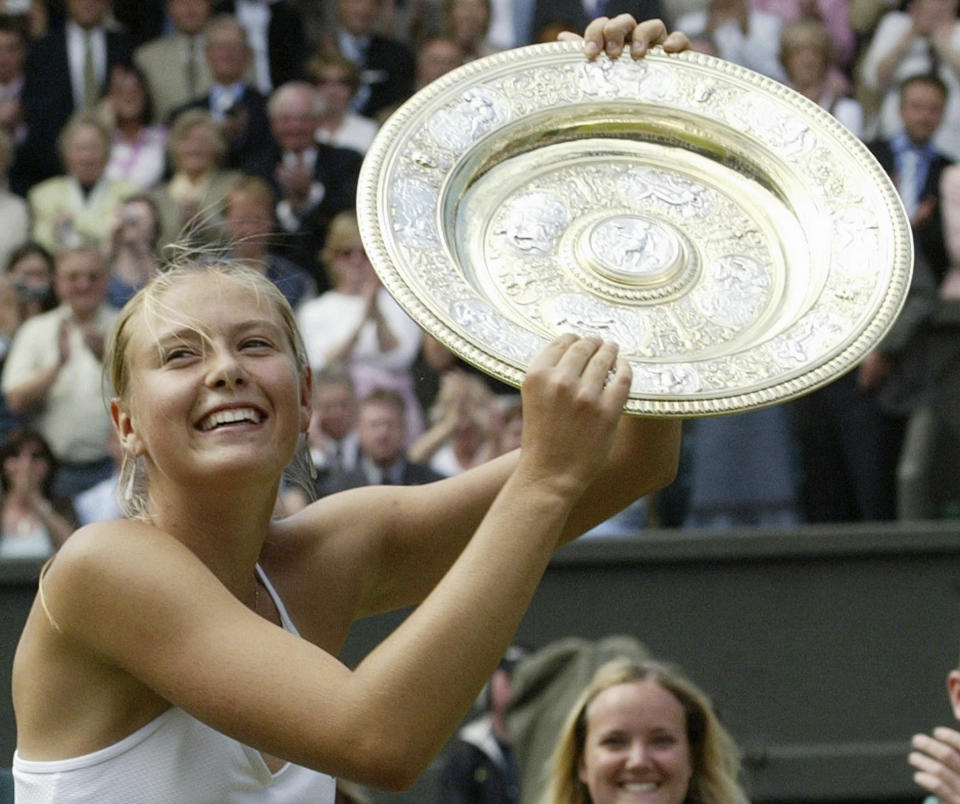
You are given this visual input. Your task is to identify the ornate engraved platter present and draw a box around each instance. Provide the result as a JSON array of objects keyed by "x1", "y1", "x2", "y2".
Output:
[{"x1": 357, "y1": 42, "x2": 913, "y2": 417}]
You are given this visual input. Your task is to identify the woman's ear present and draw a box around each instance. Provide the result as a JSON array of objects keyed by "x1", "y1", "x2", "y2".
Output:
[{"x1": 111, "y1": 398, "x2": 145, "y2": 457}]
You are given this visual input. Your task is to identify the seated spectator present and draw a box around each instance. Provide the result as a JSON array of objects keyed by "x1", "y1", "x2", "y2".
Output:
[
  {"x1": 676, "y1": 0, "x2": 788, "y2": 81},
  {"x1": 73, "y1": 431, "x2": 123, "y2": 525},
  {"x1": 2, "y1": 245, "x2": 119, "y2": 497},
  {"x1": 27, "y1": 111, "x2": 140, "y2": 253},
  {"x1": 262, "y1": 81, "x2": 363, "y2": 289},
  {"x1": 779, "y1": 17, "x2": 863, "y2": 137},
  {"x1": 5, "y1": 241, "x2": 58, "y2": 323},
  {"x1": 859, "y1": 0, "x2": 960, "y2": 160},
  {"x1": 223, "y1": 175, "x2": 316, "y2": 309},
  {"x1": 0, "y1": 14, "x2": 29, "y2": 193},
  {"x1": 105, "y1": 194, "x2": 163, "y2": 308},
  {"x1": 212, "y1": 0, "x2": 309, "y2": 94},
  {"x1": 167, "y1": 14, "x2": 275, "y2": 175},
  {"x1": 540, "y1": 657, "x2": 748, "y2": 804},
  {"x1": 297, "y1": 210, "x2": 424, "y2": 435},
  {"x1": 327, "y1": 0, "x2": 416, "y2": 119},
  {"x1": 498, "y1": 398, "x2": 523, "y2": 454},
  {"x1": 150, "y1": 108, "x2": 242, "y2": 249},
  {"x1": 16, "y1": 0, "x2": 134, "y2": 190},
  {"x1": 307, "y1": 53, "x2": 379, "y2": 154},
  {"x1": 0, "y1": 128, "x2": 28, "y2": 269},
  {"x1": 442, "y1": 0, "x2": 502, "y2": 60},
  {"x1": 754, "y1": 0, "x2": 855, "y2": 72},
  {"x1": 134, "y1": 0, "x2": 215, "y2": 124},
  {"x1": 868, "y1": 73, "x2": 953, "y2": 283},
  {"x1": 319, "y1": 387, "x2": 444, "y2": 495},
  {"x1": 408, "y1": 370, "x2": 500, "y2": 476},
  {"x1": 0, "y1": 426, "x2": 77, "y2": 559},
  {"x1": 101, "y1": 61, "x2": 168, "y2": 191},
  {"x1": 439, "y1": 646, "x2": 527, "y2": 802}
]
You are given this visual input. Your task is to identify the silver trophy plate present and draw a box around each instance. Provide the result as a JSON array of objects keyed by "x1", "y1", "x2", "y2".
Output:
[{"x1": 357, "y1": 42, "x2": 913, "y2": 417}]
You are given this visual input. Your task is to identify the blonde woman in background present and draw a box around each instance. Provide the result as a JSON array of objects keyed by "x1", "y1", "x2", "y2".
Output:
[{"x1": 541, "y1": 658, "x2": 748, "y2": 804}]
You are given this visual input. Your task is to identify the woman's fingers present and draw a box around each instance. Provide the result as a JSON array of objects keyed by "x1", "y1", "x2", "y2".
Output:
[{"x1": 559, "y1": 15, "x2": 690, "y2": 59}]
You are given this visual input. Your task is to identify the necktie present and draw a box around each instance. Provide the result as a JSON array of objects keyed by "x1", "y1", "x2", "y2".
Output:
[
  {"x1": 899, "y1": 148, "x2": 920, "y2": 219},
  {"x1": 83, "y1": 32, "x2": 99, "y2": 108}
]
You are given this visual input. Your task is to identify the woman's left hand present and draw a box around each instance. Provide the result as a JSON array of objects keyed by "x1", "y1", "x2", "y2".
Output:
[{"x1": 558, "y1": 14, "x2": 690, "y2": 60}]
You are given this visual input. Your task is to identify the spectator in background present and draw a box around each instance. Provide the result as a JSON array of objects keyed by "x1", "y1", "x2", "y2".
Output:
[
  {"x1": 754, "y1": 0, "x2": 855, "y2": 72},
  {"x1": 415, "y1": 34, "x2": 465, "y2": 89},
  {"x1": 779, "y1": 17, "x2": 863, "y2": 137},
  {"x1": 0, "y1": 14, "x2": 28, "y2": 193},
  {"x1": 676, "y1": 0, "x2": 788, "y2": 81},
  {"x1": 264, "y1": 81, "x2": 363, "y2": 290},
  {"x1": 308, "y1": 52, "x2": 379, "y2": 154},
  {"x1": 17, "y1": 0, "x2": 134, "y2": 189},
  {"x1": 297, "y1": 210, "x2": 424, "y2": 436},
  {"x1": 439, "y1": 646, "x2": 527, "y2": 803},
  {"x1": 5, "y1": 242, "x2": 57, "y2": 323},
  {"x1": 223, "y1": 175, "x2": 317, "y2": 309},
  {"x1": 443, "y1": 0, "x2": 501, "y2": 60},
  {"x1": 213, "y1": 0, "x2": 309, "y2": 94},
  {"x1": 2, "y1": 245, "x2": 118, "y2": 497},
  {"x1": 869, "y1": 73, "x2": 953, "y2": 283},
  {"x1": 27, "y1": 111, "x2": 139, "y2": 253},
  {"x1": 280, "y1": 363, "x2": 360, "y2": 513},
  {"x1": 408, "y1": 371, "x2": 500, "y2": 477},
  {"x1": 859, "y1": 0, "x2": 960, "y2": 161},
  {"x1": 150, "y1": 108, "x2": 242, "y2": 249},
  {"x1": 73, "y1": 430, "x2": 123, "y2": 525},
  {"x1": 319, "y1": 387, "x2": 443, "y2": 495},
  {"x1": 101, "y1": 62, "x2": 168, "y2": 191},
  {"x1": 105, "y1": 194, "x2": 163, "y2": 308},
  {"x1": 329, "y1": 0, "x2": 416, "y2": 119},
  {"x1": 539, "y1": 657, "x2": 748, "y2": 804},
  {"x1": 0, "y1": 242, "x2": 57, "y2": 444},
  {"x1": 134, "y1": 0, "x2": 214, "y2": 124},
  {"x1": 168, "y1": 14, "x2": 274, "y2": 175},
  {"x1": 0, "y1": 426, "x2": 77, "y2": 559},
  {"x1": 0, "y1": 128, "x2": 28, "y2": 269}
]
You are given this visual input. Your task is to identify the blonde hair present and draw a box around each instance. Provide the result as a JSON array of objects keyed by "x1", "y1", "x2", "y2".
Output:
[
  {"x1": 106, "y1": 260, "x2": 308, "y2": 518},
  {"x1": 319, "y1": 210, "x2": 364, "y2": 285},
  {"x1": 540, "y1": 658, "x2": 747, "y2": 804}
]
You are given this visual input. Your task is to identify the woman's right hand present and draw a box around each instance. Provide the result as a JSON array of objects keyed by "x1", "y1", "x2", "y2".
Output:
[{"x1": 516, "y1": 335, "x2": 631, "y2": 499}]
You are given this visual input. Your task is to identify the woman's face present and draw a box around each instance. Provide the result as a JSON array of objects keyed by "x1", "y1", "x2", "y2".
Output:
[
  {"x1": 108, "y1": 68, "x2": 148, "y2": 124},
  {"x1": 578, "y1": 681, "x2": 693, "y2": 804},
  {"x1": 63, "y1": 123, "x2": 108, "y2": 184},
  {"x1": 115, "y1": 273, "x2": 310, "y2": 487},
  {"x1": 784, "y1": 44, "x2": 827, "y2": 87},
  {"x1": 4, "y1": 440, "x2": 50, "y2": 490},
  {"x1": 173, "y1": 123, "x2": 218, "y2": 176},
  {"x1": 449, "y1": 0, "x2": 488, "y2": 44},
  {"x1": 330, "y1": 236, "x2": 375, "y2": 293},
  {"x1": 9, "y1": 253, "x2": 53, "y2": 297},
  {"x1": 316, "y1": 68, "x2": 354, "y2": 116}
]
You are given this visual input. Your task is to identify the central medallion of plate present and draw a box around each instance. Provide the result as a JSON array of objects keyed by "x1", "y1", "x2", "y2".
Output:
[{"x1": 582, "y1": 214, "x2": 683, "y2": 285}]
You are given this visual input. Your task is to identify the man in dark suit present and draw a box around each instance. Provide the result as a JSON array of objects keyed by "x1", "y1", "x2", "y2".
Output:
[
  {"x1": 319, "y1": 388, "x2": 444, "y2": 496},
  {"x1": 260, "y1": 80, "x2": 363, "y2": 288},
  {"x1": 330, "y1": 0, "x2": 415, "y2": 120},
  {"x1": 17, "y1": 0, "x2": 134, "y2": 189},
  {"x1": 868, "y1": 73, "x2": 954, "y2": 283},
  {"x1": 167, "y1": 13, "x2": 275, "y2": 176},
  {"x1": 213, "y1": 0, "x2": 308, "y2": 93}
]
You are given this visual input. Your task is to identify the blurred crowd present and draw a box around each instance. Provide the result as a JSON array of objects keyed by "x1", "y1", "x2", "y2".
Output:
[{"x1": 0, "y1": 0, "x2": 958, "y2": 562}]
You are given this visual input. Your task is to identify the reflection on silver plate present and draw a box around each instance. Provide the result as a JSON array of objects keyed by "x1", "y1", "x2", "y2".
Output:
[{"x1": 357, "y1": 42, "x2": 913, "y2": 417}]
